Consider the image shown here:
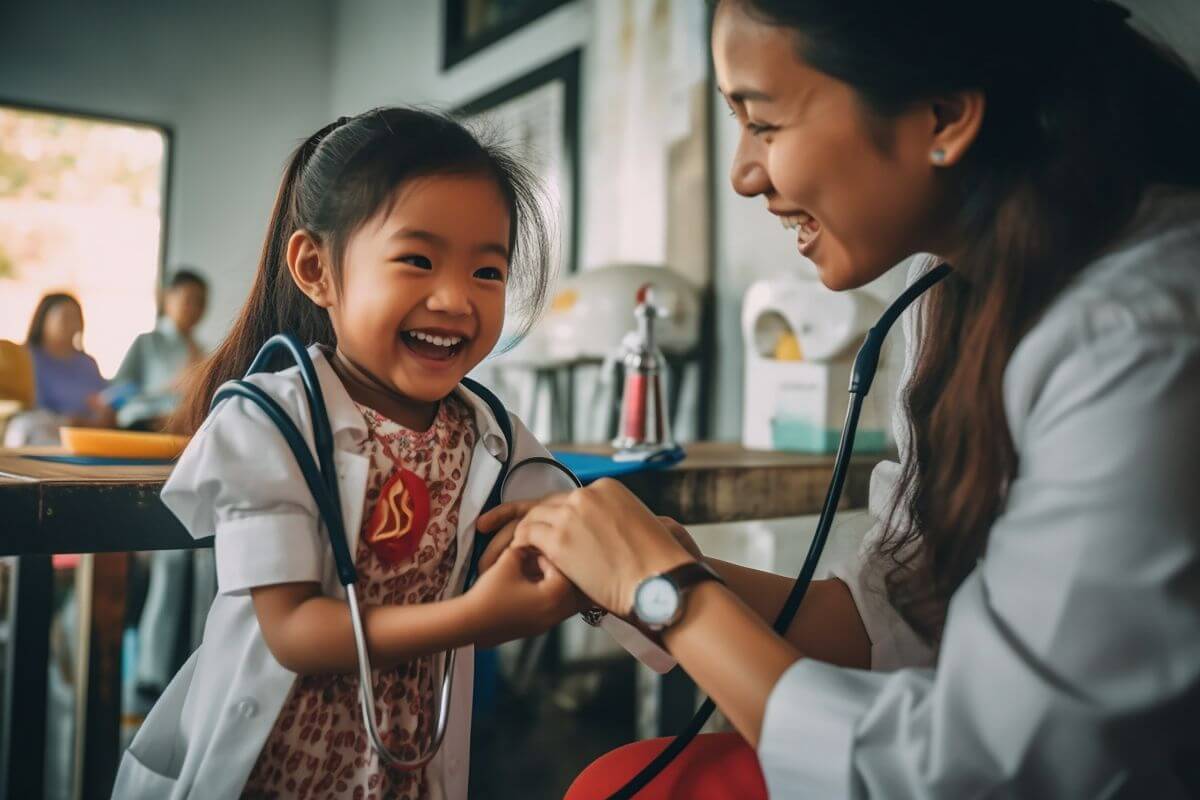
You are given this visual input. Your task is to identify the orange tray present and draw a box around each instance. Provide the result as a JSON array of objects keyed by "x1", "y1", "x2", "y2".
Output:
[{"x1": 59, "y1": 427, "x2": 190, "y2": 460}]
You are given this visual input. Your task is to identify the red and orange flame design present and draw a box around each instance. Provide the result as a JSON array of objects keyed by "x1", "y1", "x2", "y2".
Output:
[{"x1": 364, "y1": 467, "x2": 430, "y2": 564}]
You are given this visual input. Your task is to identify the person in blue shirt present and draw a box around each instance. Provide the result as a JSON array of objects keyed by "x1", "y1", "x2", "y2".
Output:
[
  {"x1": 109, "y1": 269, "x2": 208, "y2": 431},
  {"x1": 25, "y1": 292, "x2": 114, "y2": 428},
  {"x1": 112, "y1": 270, "x2": 212, "y2": 705}
]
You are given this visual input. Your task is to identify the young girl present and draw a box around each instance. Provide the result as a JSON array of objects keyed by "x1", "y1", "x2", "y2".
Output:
[{"x1": 114, "y1": 108, "x2": 670, "y2": 800}]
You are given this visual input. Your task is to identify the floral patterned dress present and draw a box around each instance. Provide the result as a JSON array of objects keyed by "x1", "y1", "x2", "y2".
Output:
[{"x1": 242, "y1": 396, "x2": 476, "y2": 800}]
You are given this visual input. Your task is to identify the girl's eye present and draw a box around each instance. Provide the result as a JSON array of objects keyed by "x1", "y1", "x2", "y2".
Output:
[
  {"x1": 396, "y1": 254, "x2": 433, "y2": 269},
  {"x1": 746, "y1": 121, "x2": 776, "y2": 137},
  {"x1": 474, "y1": 266, "x2": 505, "y2": 282}
]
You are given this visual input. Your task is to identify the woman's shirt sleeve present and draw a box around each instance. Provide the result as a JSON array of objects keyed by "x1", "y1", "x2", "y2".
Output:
[
  {"x1": 160, "y1": 390, "x2": 326, "y2": 595},
  {"x1": 758, "y1": 312, "x2": 1200, "y2": 795}
]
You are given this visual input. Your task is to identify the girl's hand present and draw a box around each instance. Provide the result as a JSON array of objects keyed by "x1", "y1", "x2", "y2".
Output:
[
  {"x1": 476, "y1": 519, "x2": 519, "y2": 575},
  {"x1": 481, "y1": 480, "x2": 695, "y2": 617},
  {"x1": 466, "y1": 546, "x2": 583, "y2": 647}
]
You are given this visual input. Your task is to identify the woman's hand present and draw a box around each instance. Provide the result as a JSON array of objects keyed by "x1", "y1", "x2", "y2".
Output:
[
  {"x1": 477, "y1": 479, "x2": 695, "y2": 617},
  {"x1": 465, "y1": 545, "x2": 583, "y2": 647},
  {"x1": 480, "y1": 512, "x2": 702, "y2": 575},
  {"x1": 659, "y1": 516, "x2": 703, "y2": 561}
]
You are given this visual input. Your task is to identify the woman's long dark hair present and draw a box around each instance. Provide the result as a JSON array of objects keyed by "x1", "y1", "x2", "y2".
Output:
[
  {"x1": 176, "y1": 107, "x2": 553, "y2": 434},
  {"x1": 25, "y1": 292, "x2": 83, "y2": 349},
  {"x1": 728, "y1": 0, "x2": 1200, "y2": 641}
]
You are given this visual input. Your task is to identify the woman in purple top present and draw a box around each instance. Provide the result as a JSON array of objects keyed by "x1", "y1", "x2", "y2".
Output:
[{"x1": 25, "y1": 293, "x2": 114, "y2": 427}]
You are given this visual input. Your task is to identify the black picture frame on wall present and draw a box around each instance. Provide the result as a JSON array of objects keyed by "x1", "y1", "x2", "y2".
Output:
[
  {"x1": 455, "y1": 49, "x2": 581, "y2": 274},
  {"x1": 443, "y1": 0, "x2": 573, "y2": 69}
]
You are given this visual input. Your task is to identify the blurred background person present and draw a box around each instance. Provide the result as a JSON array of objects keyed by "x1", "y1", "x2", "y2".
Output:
[
  {"x1": 104, "y1": 269, "x2": 214, "y2": 710},
  {"x1": 6, "y1": 292, "x2": 116, "y2": 445},
  {"x1": 26, "y1": 292, "x2": 114, "y2": 427},
  {"x1": 107, "y1": 269, "x2": 208, "y2": 431}
]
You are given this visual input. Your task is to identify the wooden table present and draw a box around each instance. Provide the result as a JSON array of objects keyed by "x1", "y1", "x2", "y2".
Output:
[{"x1": 0, "y1": 443, "x2": 880, "y2": 798}]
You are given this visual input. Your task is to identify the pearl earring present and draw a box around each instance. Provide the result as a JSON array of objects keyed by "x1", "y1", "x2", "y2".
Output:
[{"x1": 931, "y1": 148, "x2": 947, "y2": 164}]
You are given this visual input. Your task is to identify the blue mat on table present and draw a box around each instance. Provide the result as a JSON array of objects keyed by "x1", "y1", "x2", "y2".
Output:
[
  {"x1": 549, "y1": 447, "x2": 685, "y2": 484},
  {"x1": 24, "y1": 448, "x2": 687, "y2": 476},
  {"x1": 22, "y1": 454, "x2": 176, "y2": 467}
]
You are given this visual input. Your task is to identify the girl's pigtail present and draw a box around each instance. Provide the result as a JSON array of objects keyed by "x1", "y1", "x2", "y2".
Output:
[{"x1": 172, "y1": 123, "x2": 341, "y2": 434}]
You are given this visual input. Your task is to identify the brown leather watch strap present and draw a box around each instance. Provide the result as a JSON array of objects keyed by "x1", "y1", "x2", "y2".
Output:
[{"x1": 662, "y1": 560, "x2": 725, "y2": 593}]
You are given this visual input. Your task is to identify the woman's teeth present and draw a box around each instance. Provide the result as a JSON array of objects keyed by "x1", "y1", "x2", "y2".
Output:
[
  {"x1": 780, "y1": 212, "x2": 821, "y2": 245},
  {"x1": 405, "y1": 331, "x2": 463, "y2": 348}
]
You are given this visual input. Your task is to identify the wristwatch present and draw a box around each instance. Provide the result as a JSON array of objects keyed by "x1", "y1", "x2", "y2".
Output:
[{"x1": 632, "y1": 561, "x2": 725, "y2": 631}]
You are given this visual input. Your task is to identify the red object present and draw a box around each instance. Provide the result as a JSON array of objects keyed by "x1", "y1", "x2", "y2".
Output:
[
  {"x1": 363, "y1": 467, "x2": 430, "y2": 564},
  {"x1": 635, "y1": 283, "x2": 653, "y2": 306},
  {"x1": 622, "y1": 372, "x2": 648, "y2": 441},
  {"x1": 564, "y1": 732, "x2": 768, "y2": 800}
]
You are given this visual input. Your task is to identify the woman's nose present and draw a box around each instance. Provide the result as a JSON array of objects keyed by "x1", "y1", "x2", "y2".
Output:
[{"x1": 730, "y1": 135, "x2": 771, "y2": 198}]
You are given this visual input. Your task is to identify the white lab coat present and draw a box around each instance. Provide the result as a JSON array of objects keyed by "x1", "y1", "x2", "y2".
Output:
[
  {"x1": 112, "y1": 346, "x2": 673, "y2": 799},
  {"x1": 759, "y1": 188, "x2": 1200, "y2": 796}
]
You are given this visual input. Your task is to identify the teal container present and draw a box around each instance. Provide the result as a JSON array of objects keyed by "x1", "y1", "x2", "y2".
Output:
[{"x1": 770, "y1": 416, "x2": 886, "y2": 454}]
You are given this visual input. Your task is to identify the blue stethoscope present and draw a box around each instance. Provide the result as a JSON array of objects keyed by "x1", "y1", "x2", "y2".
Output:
[{"x1": 210, "y1": 336, "x2": 580, "y2": 770}]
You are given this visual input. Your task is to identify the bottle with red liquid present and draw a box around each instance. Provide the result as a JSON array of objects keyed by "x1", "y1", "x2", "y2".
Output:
[{"x1": 612, "y1": 285, "x2": 676, "y2": 460}]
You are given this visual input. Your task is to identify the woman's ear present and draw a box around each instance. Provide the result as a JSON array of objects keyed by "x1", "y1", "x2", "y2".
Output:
[
  {"x1": 928, "y1": 90, "x2": 985, "y2": 167},
  {"x1": 286, "y1": 229, "x2": 336, "y2": 308}
]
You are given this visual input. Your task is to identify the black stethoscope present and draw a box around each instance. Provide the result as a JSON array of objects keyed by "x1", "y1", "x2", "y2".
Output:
[
  {"x1": 210, "y1": 335, "x2": 581, "y2": 770},
  {"x1": 609, "y1": 262, "x2": 952, "y2": 798}
]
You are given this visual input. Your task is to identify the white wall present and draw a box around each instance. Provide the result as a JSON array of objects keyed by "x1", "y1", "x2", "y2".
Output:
[
  {"x1": 0, "y1": 0, "x2": 335, "y2": 348},
  {"x1": 329, "y1": 0, "x2": 906, "y2": 440},
  {"x1": 332, "y1": 1, "x2": 590, "y2": 115}
]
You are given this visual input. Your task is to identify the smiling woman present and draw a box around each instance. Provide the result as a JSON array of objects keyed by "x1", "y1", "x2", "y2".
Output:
[{"x1": 500, "y1": 0, "x2": 1200, "y2": 797}]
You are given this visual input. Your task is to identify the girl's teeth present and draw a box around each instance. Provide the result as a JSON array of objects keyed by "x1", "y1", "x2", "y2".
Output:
[{"x1": 408, "y1": 331, "x2": 463, "y2": 347}]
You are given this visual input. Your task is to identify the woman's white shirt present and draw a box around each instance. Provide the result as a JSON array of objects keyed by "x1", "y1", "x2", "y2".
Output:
[
  {"x1": 112, "y1": 346, "x2": 672, "y2": 799},
  {"x1": 760, "y1": 189, "x2": 1200, "y2": 797}
]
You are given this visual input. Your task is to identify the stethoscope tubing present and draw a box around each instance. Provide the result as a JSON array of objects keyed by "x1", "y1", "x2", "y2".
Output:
[
  {"x1": 214, "y1": 335, "x2": 580, "y2": 771},
  {"x1": 608, "y1": 263, "x2": 952, "y2": 798}
]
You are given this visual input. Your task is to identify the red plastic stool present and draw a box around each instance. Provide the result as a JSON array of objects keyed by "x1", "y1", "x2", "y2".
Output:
[{"x1": 564, "y1": 732, "x2": 768, "y2": 799}]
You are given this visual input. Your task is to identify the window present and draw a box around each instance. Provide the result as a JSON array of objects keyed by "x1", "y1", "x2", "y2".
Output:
[{"x1": 0, "y1": 104, "x2": 169, "y2": 375}]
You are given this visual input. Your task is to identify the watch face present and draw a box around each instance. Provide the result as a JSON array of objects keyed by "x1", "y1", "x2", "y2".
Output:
[{"x1": 635, "y1": 576, "x2": 680, "y2": 626}]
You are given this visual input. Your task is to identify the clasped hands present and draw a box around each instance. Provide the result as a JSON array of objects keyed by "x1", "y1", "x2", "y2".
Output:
[{"x1": 471, "y1": 479, "x2": 702, "y2": 629}]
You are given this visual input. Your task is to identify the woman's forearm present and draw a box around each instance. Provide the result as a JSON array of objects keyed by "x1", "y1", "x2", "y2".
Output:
[
  {"x1": 704, "y1": 560, "x2": 871, "y2": 669},
  {"x1": 252, "y1": 584, "x2": 485, "y2": 675},
  {"x1": 661, "y1": 580, "x2": 803, "y2": 748}
]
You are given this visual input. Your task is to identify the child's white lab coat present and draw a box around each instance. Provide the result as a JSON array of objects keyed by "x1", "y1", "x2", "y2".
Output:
[{"x1": 113, "y1": 346, "x2": 672, "y2": 799}]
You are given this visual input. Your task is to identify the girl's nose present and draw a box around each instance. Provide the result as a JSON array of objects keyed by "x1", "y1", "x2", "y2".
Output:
[{"x1": 426, "y1": 276, "x2": 472, "y2": 316}]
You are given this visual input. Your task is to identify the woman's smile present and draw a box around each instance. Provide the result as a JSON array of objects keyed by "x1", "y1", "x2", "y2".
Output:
[{"x1": 773, "y1": 208, "x2": 822, "y2": 256}]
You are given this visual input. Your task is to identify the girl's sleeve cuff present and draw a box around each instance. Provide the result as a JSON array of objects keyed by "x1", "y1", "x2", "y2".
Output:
[{"x1": 213, "y1": 511, "x2": 324, "y2": 595}]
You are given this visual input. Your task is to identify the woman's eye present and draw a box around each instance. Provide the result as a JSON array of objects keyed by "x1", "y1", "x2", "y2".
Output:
[
  {"x1": 746, "y1": 121, "x2": 775, "y2": 137},
  {"x1": 474, "y1": 266, "x2": 505, "y2": 282},
  {"x1": 396, "y1": 254, "x2": 433, "y2": 269}
]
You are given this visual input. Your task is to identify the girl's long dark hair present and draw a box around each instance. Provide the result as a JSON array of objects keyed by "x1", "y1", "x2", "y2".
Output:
[
  {"x1": 729, "y1": 0, "x2": 1200, "y2": 641},
  {"x1": 176, "y1": 107, "x2": 553, "y2": 434},
  {"x1": 26, "y1": 293, "x2": 83, "y2": 349}
]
